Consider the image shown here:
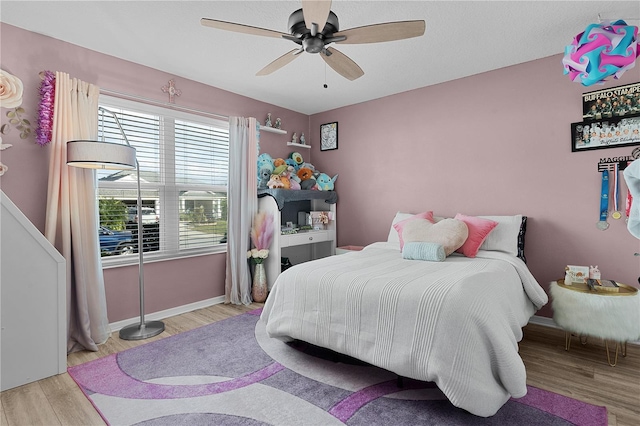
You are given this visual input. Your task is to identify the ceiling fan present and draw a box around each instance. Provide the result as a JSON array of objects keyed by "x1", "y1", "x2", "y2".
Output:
[{"x1": 201, "y1": 0, "x2": 425, "y2": 81}]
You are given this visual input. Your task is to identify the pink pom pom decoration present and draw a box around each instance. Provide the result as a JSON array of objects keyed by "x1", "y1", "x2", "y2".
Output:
[
  {"x1": 36, "y1": 70, "x2": 55, "y2": 146},
  {"x1": 562, "y1": 20, "x2": 639, "y2": 87}
]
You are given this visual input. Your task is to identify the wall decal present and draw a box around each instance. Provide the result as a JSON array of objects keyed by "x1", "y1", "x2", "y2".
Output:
[{"x1": 161, "y1": 79, "x2": 181, "y2": 103}]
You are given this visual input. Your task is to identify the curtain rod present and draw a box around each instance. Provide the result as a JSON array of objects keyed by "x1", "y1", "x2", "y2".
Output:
[{"x1": 99, "y1": 88, "x2": 229, "y2": 121}]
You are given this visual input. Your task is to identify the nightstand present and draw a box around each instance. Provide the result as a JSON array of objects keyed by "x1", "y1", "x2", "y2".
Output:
[{"x1": 550, "y1": 279, "x2": 640, "y2": 366}]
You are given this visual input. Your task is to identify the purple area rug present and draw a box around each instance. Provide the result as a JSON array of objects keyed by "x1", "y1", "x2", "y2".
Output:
[{"x1": 69, "y1": 310, "x2": 607, "y2": 425}]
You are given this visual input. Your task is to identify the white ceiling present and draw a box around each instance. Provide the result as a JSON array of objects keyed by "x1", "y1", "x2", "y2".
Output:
[{"x1": 2, "y1": 1, "x2": 639, "y2": 115}]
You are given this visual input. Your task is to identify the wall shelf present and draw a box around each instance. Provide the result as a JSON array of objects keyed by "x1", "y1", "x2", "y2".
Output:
[
  {"x1": 287, "y1": 142, "x2": 311, "y2": 149},
  {"x1": 259, "y1": 125, "x2": 287, "y2": 135}
]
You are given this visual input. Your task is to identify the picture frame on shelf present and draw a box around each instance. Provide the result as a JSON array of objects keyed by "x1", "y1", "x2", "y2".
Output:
[
  {"x1": 564, "y1": 265, "x2": 589, "y2": 285},
  {"x1": 570, "y1": 113, "x2": 640, "y2": 152},
  {"x1": 320, "y1": 122, "x2": 338, "y2": 151}
]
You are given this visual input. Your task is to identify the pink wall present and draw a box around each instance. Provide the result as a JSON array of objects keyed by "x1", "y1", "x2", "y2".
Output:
[
  {"x1": 3, "y1": 23, "x2": 639, "y2": 322},
  {"x1": 0, "y1": 24, "x2": 309, "y2": 322},
  {"x1": 310, "y1": 57, "x2": 640, "y2": 317}
]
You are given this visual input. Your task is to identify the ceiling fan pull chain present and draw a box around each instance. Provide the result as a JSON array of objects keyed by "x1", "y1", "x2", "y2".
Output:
[{"x1": 324, "y1": 62, "x2": 328, "y2": 88}]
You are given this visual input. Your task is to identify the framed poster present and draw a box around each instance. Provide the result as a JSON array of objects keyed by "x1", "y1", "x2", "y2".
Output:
[
  {"x1": 571, "y1": 113, "x2": 640, "y2": 152},
  {"x1": 320, "y1": 122, "x2": 338, "y2": 151},
  {"x1": 582, "y1": 82, "x2": 640, "y2": 121}
]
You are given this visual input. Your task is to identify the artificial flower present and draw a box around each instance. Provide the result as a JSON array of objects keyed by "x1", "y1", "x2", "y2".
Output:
[
  {"x1": 247, "y1": 248, "x2": 270, "y2": 264},
  {"x1": 248, "y1": 211, "x2": 274, "y2": 264},
  {"x1": 250, "y1": 211, "x2": 274, "y2": 251},
  {"x1": 0, "y1": 161, "x2": 8, "y2": 177},
  {"x1": 0, "y1": 69, "x2": 23, "y2": 109}
]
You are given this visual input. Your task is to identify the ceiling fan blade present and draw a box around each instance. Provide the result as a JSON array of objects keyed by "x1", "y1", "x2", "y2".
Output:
[
  {"x1": 302, "y1": 0, "x2": 332, "y2": 33},
  {"x1": 200, "y1": 18, "x2": 287, "y2": 38},
  {"x1": 334, "y1": 20, "x2": 425, "y2": 44},
  {"x1": 321, "y1": 47, "x2": 364, "y2": 81},
  {"x1": 256, "y1": 49, "x2": 302, "y2": 76}
]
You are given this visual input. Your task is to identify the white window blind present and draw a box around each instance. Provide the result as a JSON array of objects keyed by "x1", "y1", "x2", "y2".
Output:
[{"x1": 96, "y1": 96, "x2": 229, "y2": 264}]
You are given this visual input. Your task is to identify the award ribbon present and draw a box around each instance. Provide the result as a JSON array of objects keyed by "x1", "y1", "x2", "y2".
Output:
[
  {"x1": 627, "y1": 185, "x2": 633, "y2": 223},
  {"x1": 597, "y1": 170, "x2": 609, "y2": 230},
  {"x1": 612, "y1": 163, "x2": 622, "y2": 220}
]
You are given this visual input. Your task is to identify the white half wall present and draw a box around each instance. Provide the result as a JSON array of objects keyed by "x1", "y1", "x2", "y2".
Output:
[{"x1": 1, "y1": 191, "x2": 66, "y2": 391}]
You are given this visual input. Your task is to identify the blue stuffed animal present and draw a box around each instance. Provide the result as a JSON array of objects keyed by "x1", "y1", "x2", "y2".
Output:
[
  {"x1": 285, "y1": 158, "x2": 299, "y2": 171},
  {"x1": 257, "y1": 153, "x2": 274, "y2": 178},
  {"x1": 315, "y1": 173, "x2": 338, "y2": 191}
]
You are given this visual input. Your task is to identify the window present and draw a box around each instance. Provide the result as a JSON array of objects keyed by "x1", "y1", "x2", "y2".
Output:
[{"x1": 96, "y1": 96, "x2": 229, "y2": 263}]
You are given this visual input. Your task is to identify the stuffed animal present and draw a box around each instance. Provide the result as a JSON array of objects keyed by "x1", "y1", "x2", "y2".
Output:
[
  {"x1": 297, "y1": 167, "x2": 314, "y2": 181},
  {"x1": 315, "y1": 173, "x2": 338, "y2": 191},
  {"x1": 282, "y1": 165, "x2": 301, "y2": 190},
  {"x1": 257, "y1": 167, "x2": 272, "y2": 189},
  {"x1": 285, "y1": 158, "x2": 299, "y2": 171},
  {"x1": 257, "y1": 153, "x2": 273, "y2": 178},
  {"x1": 280, "y1": 175, "x2": 291, "y2": 189},
  {"x1": 289, "y1": 151, "x2": 304, "y2": 166},
  {"x1": 288, "y1": 177, "x2": 301, "y2": 190},
  {"x1": 273, "y1": 164, "x2": 288, "y2": 175},
  {"x1": 267, "y1": 174, "x2": 285, "y2": 189},
  {"x1": 301, "y1": 162, "x2": 315, "y2": 172},
  {"x1": 273, "y1": 158, "x2": 286, "y2": 168},
  {"x1": 300, "y1": 178, "x2": 317, "y2": 190}
]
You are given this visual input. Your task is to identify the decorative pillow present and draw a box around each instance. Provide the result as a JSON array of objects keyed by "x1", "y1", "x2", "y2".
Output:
[
  {"x1": 402, "y1": 242, "x2": 446, "y2": 262},
  {"x1": 478, "y1": 215, "x2": 524, "y2": 258},
  {"x1": 454, "y1": 214, "x2": 499, "y2": 258},
  {"x1": 391, "y1": 211, "x2": 435, "y2": 249},
  {"x1": 402, "y1": 218, "x2": 468, "y2": 256},
  {"x1": 387, "y1": 212, "x2": 414, "y2": 243}
]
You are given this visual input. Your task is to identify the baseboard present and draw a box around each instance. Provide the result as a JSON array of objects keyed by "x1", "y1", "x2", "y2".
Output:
[
  {"x1": 528, "y1": 314, "x2": 639, "y2": 346},
  {"x1": 527, "y1": 315, "x2": 560, "y2": 329},
  {"x1": 110, "y1": 307, "x2": 639, "y2": 346},
  {"x1": 109, "y1": 296, "x2": 226, "y2": 332}
]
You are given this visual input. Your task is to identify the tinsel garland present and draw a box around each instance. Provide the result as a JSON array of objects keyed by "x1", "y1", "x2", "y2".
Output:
[{"x1": 36, "y1": 70, "x2": 55, "y2": 146}]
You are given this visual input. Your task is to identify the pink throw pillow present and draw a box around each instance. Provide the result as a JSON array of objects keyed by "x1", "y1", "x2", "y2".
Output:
[
  {"x1": 393, "y1": 211, "x2": 434, "y2": 249},
  {"x1": 454, "y1": 214, "x2": 499, "y2": 258}
]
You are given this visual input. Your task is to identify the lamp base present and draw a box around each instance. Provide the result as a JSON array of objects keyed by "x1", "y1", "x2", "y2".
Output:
[{"x1": 119, "y1": 320, "x2": 165, "y2": 340}]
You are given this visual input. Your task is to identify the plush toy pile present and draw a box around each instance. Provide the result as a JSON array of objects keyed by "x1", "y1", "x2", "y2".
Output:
[{"x1": 257, "y1": 151, "x2": 338, "y2": 191}]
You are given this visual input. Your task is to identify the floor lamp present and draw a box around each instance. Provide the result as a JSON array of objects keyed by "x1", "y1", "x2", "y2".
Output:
[{"x1": 67, "y1": 107, "x2": 165, "y2": 340}]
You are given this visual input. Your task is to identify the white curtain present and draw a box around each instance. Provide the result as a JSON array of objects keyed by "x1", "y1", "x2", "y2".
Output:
[
  {"x1": 225, "y1": 117, "x2": 258, "y2": 304},
  {"x1": 45, "y1": 72, "x2": 110, "y2": 353}
]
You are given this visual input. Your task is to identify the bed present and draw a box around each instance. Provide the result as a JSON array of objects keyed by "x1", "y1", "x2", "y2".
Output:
[{"x1": 260, "y1": 212, "x2": 548, "y2": 417}]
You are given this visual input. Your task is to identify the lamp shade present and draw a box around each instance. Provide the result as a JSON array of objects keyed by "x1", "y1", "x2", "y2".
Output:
[{"x1": 67, "y1": 140, "x2": 136, "y2": 170}]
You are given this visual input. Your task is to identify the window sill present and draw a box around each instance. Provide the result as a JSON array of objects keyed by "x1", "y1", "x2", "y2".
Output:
[{"x1": 101, "y1": 245, "x2": 227, "y2": 269}]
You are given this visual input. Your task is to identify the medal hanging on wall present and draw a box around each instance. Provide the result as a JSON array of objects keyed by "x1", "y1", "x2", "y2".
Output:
[
  {"x1": 611, "y1": 163, "x2": 622, "y2": 220},
  {"x1": 626, "y1": 179, "x2": 633, "y2": 223},
  {"x1": 597, "y1": 170, "x2": 609, "y2": 230}
]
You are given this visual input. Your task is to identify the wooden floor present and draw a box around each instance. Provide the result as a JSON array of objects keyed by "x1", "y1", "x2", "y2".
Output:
[{"x1": 1, "y1": 304, "x2": 638, "y2": 425}]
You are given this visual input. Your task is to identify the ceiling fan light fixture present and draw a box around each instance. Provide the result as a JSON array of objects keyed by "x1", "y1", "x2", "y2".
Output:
[{"x1": 303, "y1": 37, "x2": 325, "y2": 53}]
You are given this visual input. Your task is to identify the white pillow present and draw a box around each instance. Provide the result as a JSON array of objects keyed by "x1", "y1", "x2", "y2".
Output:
[
  {"x1": 478, "y1": 215, "x2": 523, "y2": 257},
  {"x1": 387, "y1": 212, "x2": 417, "y2": 243}
]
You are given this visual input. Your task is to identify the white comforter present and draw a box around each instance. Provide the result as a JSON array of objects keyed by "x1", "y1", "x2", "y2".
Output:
[{"x1": 260, "y1": 242, "x2": 548, "y2": 417}]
